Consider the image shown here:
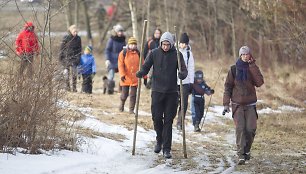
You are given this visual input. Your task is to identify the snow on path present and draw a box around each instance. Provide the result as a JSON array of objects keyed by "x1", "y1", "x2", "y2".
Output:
[{"x1": 1, "y1": 101, "x2": 304, "y2": 174}]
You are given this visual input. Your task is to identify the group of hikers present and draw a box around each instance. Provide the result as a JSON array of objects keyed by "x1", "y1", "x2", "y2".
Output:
[{"x1": 15, "y1": 21, "x2": 264, "y2": 165}]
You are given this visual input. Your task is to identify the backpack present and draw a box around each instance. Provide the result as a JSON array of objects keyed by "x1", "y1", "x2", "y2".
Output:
[
  {"x1": 186, "y1": 46, "x2": 190, "y2": 66},
  {"x1": 147, "y1": 38, "x2": 154, "y2": 50},
  {"x1": 230, "y1": 65, "x2": 236, "y2": 79},
  {"x1": 122, "y1": 48, "x2": 140, "y2": 59}
]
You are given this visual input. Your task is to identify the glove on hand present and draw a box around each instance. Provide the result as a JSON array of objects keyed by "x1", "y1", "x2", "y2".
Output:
[
  {"x1": 121, "y1": 76, "x2": 126, "y2": 82},
  {"x1": 136, "y1": 71, "x2": 143, "y2": 78},
  {"x1": 105, "y1": 60, "x2": 111, "y2": 67},
  {"x1": 178, "y1": 71, "x2": 185, "y2": 80},
  {"x1": 210, "y1": 89, "x2": 215, "y2": 94},
  {"x1": 222, "y1": 105, "x2": 230, "y2": 115}
]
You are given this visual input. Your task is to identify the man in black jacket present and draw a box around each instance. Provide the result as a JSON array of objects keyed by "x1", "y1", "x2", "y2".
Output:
[
  {"x1": 136, "y1": 32, "x2": 188, "y2": 159},
  {"x1": 59, "y1": 25, "x2": 82, "y2": 92}
]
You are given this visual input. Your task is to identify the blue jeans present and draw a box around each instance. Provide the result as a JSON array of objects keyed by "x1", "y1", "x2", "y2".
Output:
[{"x1": 107, "y1": 68, "x2": 115, "y2": 81}]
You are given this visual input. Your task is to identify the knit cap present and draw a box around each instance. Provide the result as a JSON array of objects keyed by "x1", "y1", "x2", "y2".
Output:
[
  {"x1": 84, "y1": 46, "x2": 93, "y2": 53},
  {"x1": 128, "y1": 37, "x2": 137, "y2": 45},
  {"x1": 239, "y1": 46, "x2": 251, "y2": 57},
  {"x1": 179, "y1": 33, "x2": 189, "y2": 44},
  {"x1": 113, "y1": 24, "x2": 124, "y2": 32}
]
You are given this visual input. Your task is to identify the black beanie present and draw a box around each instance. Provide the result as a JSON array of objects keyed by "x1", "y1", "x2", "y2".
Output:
[{"x1": 179, "y1": 33, "x2": 189, "y2": 44}]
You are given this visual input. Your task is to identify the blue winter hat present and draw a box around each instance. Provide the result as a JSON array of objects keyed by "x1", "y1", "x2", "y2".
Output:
[{"x1": 195, "y1": 70, "x2": 204, "y2": 80}]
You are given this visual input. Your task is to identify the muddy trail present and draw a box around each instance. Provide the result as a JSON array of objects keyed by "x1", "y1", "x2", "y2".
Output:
[{"x1": 65, "y1": 81, "x2": 306, "y2": 174}]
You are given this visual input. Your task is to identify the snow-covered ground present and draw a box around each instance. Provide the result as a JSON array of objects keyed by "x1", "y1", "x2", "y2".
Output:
[{"x1": 0, "y1": 103, "x2": 304, "y2": 174}]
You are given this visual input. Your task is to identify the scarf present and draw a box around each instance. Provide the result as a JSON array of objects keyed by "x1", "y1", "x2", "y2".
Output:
[{"x1": 235, "y1": 58, "x2": 249, "y2": 81}]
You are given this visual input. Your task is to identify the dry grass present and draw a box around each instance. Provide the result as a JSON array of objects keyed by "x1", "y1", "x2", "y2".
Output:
[{"x1": 0, "y1": 58, "x2": 81, "y2": 153}]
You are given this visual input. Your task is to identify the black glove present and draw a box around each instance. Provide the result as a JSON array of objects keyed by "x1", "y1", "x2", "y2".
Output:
[
  {"x1": 144, "y1": 79, "x2": 147, "y2": 86},
  {"x1": 211, "y1": 89, "x2": 215, "y2": 94},
  {"x1": 136, "y1": 71, "x2": 143, "y2": 78},
  {"x1": 222, "y1": 106, "x2": 230, "y2": 115},
  {"x1": 121, "y1": 76, "x2": 126, "y2": 82},
  {"x1": 178, "y1": 71, "x2": 185, "y2": 80}
]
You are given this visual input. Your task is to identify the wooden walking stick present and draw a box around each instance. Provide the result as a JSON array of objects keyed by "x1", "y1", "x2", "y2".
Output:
[
  {"x1": 132, "y1": 20, "x2": 148, "y2": 155},
  {"x1": 200, "y1": 67, "x2": 222, "y2": 130},
  {"x1": 174, "y1": 26, "x2": 187, "y2": 158}
]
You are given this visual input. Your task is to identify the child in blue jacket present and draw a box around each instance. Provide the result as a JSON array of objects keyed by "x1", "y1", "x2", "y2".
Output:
[
  {"x1": 191, "y1": 70, "x2": 214, "y2": 132},
  {"x1": 78, "y1": 46, "x2": 96, "y2": 94}
]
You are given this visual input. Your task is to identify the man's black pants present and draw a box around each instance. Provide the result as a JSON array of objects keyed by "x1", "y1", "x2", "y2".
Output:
[{"x1": 151, "y1": 91, "x2": 178, "y2": 151}]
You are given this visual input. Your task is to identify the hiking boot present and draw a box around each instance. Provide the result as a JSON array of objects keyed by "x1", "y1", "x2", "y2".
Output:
[
  {"x1": 163, "y1": 150, "x2": 172, "y2": 159},
  {"x1": 119, "y1": 101, "x2": 125, "y2": 112},
  {"x1": 194, "y1": 123, "x2": 201, "y2": 132},
  {"x1": 129, "y1": 110, "x2": 135, "y2": 114},
  {"x1": 237, "y1": 158, "x2": 245, "y2": 165},
  {"x1": 244, "y1": 152, "x2": 251, "y2": 160},
  {"x1": 154, "y1": 143, "x2": 162, "y2": 153}
]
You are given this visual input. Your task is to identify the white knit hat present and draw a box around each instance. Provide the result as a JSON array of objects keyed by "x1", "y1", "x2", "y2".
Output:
[
  {"x1": 113, "y1": 24, "x2": 124, "y2": 32},
  {"x1": 239, "y1": 46, "x2": 251, "y2": 57}
]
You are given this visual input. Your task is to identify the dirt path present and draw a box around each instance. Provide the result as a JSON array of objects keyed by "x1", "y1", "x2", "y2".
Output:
[{"x1": 66, "y1": 83, "x2": 306, "y2": 173}]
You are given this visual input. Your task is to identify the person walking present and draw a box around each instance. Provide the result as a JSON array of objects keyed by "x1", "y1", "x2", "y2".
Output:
[
  {"x1": 176, "y1": 32, "x2": 195, "y2": 131},
  {"x1": 59, "y1": 25, "x2": 82, "y2": 92},
  {"x1": 118, "y1": 37, "x2": 143, "y2": 113},
  {"x1": 136, "y1": 32, "x2": 188, "y2": 159},
  {"x1": 143, "y1": 28, "x2": 162, "y2": 89},
  {"x1": 223, "y1": 45, "x2": 264, "y2": 165},
  {"x1": 78, "y1": 46, "x2": 96, "y2": 94},
  {"x1": 15, "y1": 21, "x2": 39, "y2": 76},
  {"x1": 105, "y1": 24, "x2": 126, "y2": 94},
  {"x1": 190, "y1": 70, "x2": 214, "y2": 132}
]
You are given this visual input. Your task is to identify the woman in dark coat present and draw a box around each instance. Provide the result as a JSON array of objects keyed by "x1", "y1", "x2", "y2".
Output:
[
  {"x1": 104, "y1": 24, "x2": 126, "y2": 94},
  {"x1": 59, "y1": 25, "x2": 82, "y2": 92}
]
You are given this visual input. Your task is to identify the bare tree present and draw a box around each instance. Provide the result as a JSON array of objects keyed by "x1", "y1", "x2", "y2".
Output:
[{"x1": 128, "y1": 0, "x2": 138, "y2": 40}]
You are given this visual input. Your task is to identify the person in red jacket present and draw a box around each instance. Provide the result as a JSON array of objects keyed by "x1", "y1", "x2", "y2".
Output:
[{"x1": 15, "y1": 21, "x2": 39, "y2": 76}]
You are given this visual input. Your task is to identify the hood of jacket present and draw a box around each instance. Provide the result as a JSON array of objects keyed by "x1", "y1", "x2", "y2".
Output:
[{"x1": 160, "y1": 32, "x2": 174, "y2": 48}]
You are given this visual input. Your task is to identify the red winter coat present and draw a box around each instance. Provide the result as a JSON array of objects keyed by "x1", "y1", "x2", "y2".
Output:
[{"x1": 15, "y1": 22, "x2": 39, "y2": 56}]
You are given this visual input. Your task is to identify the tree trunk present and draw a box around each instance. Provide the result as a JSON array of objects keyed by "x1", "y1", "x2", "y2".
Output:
[
  {"x1": 213, "y1": 0, "x2": 218, "y2": 55},
  {"x1": 156, "y1": 0, "x2": 162, "y2": 28},
  {"x1": 128, "y1": 0, "x2": 138, "y2": 40},
  {"x1": 163, "y1": 0, "x2": 169, "y2": 31},
  {"x1": 63, "y1": 0, "x2": 73, "y2": 28},
  {"x1": 82, "y1": 0, "x2": 92, "y2": 46},
  {"x1": 74, "y1": 0, "x2": 79, "y2": 26},
  {"x1": 230, "y1": 3, "x2": 236, "y2": 59},
  {"x1": 146, "y1": 0, "x2": 151, "y2": 38}
]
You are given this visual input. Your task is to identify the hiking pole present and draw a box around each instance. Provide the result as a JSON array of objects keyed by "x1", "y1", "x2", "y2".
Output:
[
  {"x1": 174, "y1": 26, "x2": 187, "y2": 158},
  {"x1": 132, "y1": 20, "x2": 148, "y2": 155},
  {"x1": 200, "y1": 67, "x2": 222, "y2": 130}
]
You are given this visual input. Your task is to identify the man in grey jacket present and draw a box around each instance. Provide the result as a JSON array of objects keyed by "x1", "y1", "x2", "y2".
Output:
[{"x1": 136, "y1": 32, "x2": 188, "y2": 159}]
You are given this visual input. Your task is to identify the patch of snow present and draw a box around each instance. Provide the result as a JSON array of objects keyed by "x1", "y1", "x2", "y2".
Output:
[{"x1": 258, "y1": 105, "x2": 304, "y2": 114}]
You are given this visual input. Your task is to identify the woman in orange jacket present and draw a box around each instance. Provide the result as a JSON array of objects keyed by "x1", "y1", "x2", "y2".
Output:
[{"x1": 118, "y1": 37, "x2": 144, "y2": 113}]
